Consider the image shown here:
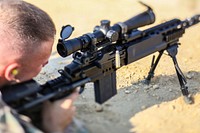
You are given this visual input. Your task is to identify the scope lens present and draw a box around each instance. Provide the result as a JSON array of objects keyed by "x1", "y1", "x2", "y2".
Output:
[
  {"x1": 57, "y1": 43, "x2": 68, "y2": 57},
  {"x1": 57, "y1": 39, "x2": 84, "y2": 57}
]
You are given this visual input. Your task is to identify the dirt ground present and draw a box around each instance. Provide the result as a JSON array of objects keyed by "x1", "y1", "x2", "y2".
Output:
[{"x1": 25, "y1": 0, "x2": 200, "y2": 133}]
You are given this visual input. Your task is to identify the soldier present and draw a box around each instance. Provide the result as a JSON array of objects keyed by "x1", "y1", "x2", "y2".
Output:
[{"x1": 0, "y1": 0, "x2": 83, "y2": 132}]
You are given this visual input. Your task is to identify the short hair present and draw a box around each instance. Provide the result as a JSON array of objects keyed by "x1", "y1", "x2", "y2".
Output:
[{"x1": 0, "y1": 0, "x2": 56, "y2": 55}]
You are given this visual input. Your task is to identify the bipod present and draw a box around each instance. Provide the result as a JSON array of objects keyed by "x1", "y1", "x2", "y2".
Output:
[
  {"x1": 167, "y1": 44, "x2": 193, "y2": 104},
  {"x1": 145, "y1": 44, "x2": 193, "y2": 104},
  {"x1": 145, "y1": 50, "x2": 164, "y2": 85}
]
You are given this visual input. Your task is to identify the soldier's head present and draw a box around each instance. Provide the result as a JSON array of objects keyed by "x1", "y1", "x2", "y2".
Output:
[{"x1": 0, "y1": 0, "x2": 56, "y2": 87}]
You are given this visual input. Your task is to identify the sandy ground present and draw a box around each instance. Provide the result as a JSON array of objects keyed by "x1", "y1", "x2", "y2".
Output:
[
  {"x1": 25, "y1": 0, "x2": 200, "y2": 133},
  {"x1": 130, "y1": 94, "x2": 200, "y2": 133}
]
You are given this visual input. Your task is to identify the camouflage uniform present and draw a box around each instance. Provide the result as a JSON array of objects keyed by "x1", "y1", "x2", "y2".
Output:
[{"x1": 0, "y1": 93, "x2": 42, "y2": 133}]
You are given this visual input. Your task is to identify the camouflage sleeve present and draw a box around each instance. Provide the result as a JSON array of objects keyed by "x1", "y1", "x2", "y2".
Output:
[
  {"x1": 0, "y1": 97, "x2": 25, "y2": 133},
  {"x1": 0, "y1": 94, "x2": 42, "y2": 133}
]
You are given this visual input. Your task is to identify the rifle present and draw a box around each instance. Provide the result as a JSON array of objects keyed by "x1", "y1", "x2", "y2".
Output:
[{"x1": 1, "y1": 3, "x2": 200, "y2": 126}]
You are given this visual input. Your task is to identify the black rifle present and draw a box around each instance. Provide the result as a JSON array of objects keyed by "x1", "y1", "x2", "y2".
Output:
[{"x1": 1, "y1": 3, "x2": 200, "y2": 124}]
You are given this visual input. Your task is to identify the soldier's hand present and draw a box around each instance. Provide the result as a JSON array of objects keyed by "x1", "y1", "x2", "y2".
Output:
[{"x1": 42, "y1": 91, "x2": 79, "y2": 133}]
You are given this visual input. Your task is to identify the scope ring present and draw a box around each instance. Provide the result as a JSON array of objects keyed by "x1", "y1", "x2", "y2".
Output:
[
  {"x1": 87, "y1": 33, "x2": 98, "y2": 45},
  {"x1": 117, "y1": 22, "x2": 128, "y2": 34}
]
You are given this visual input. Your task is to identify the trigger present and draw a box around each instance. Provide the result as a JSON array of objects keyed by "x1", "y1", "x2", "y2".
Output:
[{"x1": 79, "y1": 85, "x2": 85, "y2": 94}]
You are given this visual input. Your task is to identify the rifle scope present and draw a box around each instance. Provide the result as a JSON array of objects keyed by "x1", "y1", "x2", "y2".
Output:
[{"x1": 57, "y1": 7, "x2": 155, "y2": 57}]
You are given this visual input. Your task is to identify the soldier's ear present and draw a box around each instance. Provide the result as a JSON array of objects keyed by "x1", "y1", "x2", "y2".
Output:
[{"x1": 4, "y1": 63, "x2": 20, "y2": 82}]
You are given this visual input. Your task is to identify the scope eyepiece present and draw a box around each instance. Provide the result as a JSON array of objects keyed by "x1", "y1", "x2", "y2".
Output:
[{"x1": 57, "y1": 39, "x2": 83, "y2": 57}]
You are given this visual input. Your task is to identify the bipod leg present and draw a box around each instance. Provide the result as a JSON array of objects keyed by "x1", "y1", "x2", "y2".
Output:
[
  {"x1": 167, "y1": 45, "x2": 193, "y2": 104},
  {"x1": 145, "y1": 50, "x2": 164, "y2": 85}
]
